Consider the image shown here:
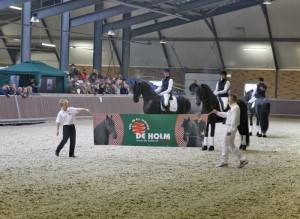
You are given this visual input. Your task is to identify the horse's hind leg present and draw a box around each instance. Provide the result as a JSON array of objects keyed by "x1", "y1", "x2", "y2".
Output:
[
  {"x1": 239, "y1": 134, "x2": 247, "y2": 150},
  {"x1": 202, "y1": 123, "x2": 209, "y2": 151},
  {"x1": 249, "y1": 115, "x2": 253, "y2": 136},
  {"x1": 256, "y1": 116, "x2": 262, "y2": 137},
  {"x1": 208, "y1": 123, "x2": 216, "y2": 151}
]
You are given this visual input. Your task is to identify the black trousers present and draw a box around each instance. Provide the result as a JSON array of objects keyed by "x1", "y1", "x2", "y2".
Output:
[{"x1": 56, "y1": 124, "x2": 76, "y2": 156}]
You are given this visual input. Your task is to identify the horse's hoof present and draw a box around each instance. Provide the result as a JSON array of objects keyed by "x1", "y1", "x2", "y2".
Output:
[
  {"x1": 241, "y1": 145, "x2": 247, "y2": 151},
  {"x1": 208, "y1": 146, "x2": 214, "y2": 151},
  {"x1": 263, "y1": 135, "x2": 267, "y2": 137},
  {"x1": 249, "y1": 132, "x2": 252, "y2": 136},
  {"x1": 257, "y1": 134, "x2": 262, "y2": 137},
  {"x1": 239, "y1": 144, "x2": 243, "y2": 150},
  {"x1": 202, "y1": 145, "x2": 208, "y2": 151}
]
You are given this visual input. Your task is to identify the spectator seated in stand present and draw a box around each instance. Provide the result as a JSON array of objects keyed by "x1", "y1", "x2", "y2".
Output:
[
  {"x1": 26, "y1": 86, "x2": 33, "y2": 96},
  {"x1": 80, "y1": 69, "x2": 87, "y2": 80},
  {"x1": 67, "y1": 80, "x2": 79, "y2": 94},
  {"x1": 119, "y1": 80, "x2": 129, "y2": 94},
  {"x1": 69, "y1": 64, "x2": 80, "y2": 79},
  {"x1": 29, "y1": 77, "x2": 38, "y2": 93},
  {"x1": 22, "y1": 87, "x2": 29, "y2": 98},
  {"x1": 104, "y1": 83, "x2": 112, "y2": 94},
  {"x1": 80, "y1": 82, "x2": 89, "y2": 94},
  {"x1": 97, "y1": 82, "x2": 105, "y2": 94},
  {"x1": 17, "y1": 87, "x2": 23, "y2": 96},
  {"x1": 87, "y1": 82, "x2": 96, "y2": 94},
  {"x1": 9, "y1": 83, "x2": 20, "y2": 95},
  {"x1": 0, "y1": 84, "x2": 10, "y2": 97}
]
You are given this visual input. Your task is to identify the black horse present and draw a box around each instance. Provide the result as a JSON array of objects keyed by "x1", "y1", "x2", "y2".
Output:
[
  {"x1": 181, "y1": 118, "x2": 204, "y2": 147},
  {"x1": 244, "y1": 90, "x2": 270, "y2": 137},
  {"x1": 94, "y1": 115, "x2": 117, "y2": 145},
  {"x1": 195, "y1": 84, "x2": 249, "y2": 151},
  {"x1": 132, "y1": 81, "x2": 191, "y2": 114}
]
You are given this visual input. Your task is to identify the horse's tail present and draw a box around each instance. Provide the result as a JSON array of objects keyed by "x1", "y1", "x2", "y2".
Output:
[
  {"x1": 238, "y1": 100, "x2": 250, "y2": 146},
  {"x1": 245, "y1": 128, "x2": 250, "y2": 146},
  {"x1": 260, "y1": 101, "x2": 270, "y2": 133}
]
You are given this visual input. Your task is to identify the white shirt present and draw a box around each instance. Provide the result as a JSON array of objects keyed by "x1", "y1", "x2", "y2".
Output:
[
  {"x1": 217, "y1": 103, "x2": 240, "y2": 132},
  {"x1": 155, "y1": 78, "x2": 174, "y2": 95},
  {"x1": 55, "y1": 107, "x2": 79, "y2": 125}
]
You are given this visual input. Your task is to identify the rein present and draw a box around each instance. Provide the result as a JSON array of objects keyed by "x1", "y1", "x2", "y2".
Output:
[{"x1": 200, "y1": 96, "x2": 218, "y2": 107}]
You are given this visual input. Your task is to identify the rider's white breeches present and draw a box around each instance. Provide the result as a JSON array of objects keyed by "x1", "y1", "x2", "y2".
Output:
[
  {"x1": 221, "y1": 97, "x2": 229, "y2": 110},
  {"x1": 163, "y1": 94, "x2": 170, "y2": 106}
]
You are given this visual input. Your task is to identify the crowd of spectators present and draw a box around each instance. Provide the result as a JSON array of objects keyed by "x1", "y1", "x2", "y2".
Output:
[
  {"x1": 67, "y1": 64, "x2": 131, "y2": 95},
  {"x1": 0, "y1": 83, "x2": 34, "y2": 98},
  {"x1": 0, "y1": 64, "x2": 188, "y2": 97}
]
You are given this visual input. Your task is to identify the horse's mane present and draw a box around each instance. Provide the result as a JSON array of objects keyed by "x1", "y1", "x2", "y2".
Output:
[
  {"x1": 198, "y1": 84, "x2": 214, "y2": 98},
  {"x1": 135, "y1": 80, "x2": 158, "y2": 97},
  {"x1": 196, "y1": 84, "x2": 219, "y2": 113},
  {"x1": 200, "y1": 84, "x2": 213, "y2": 95}
]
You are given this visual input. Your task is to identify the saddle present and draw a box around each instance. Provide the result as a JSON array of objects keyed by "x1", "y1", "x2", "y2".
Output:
[
  {"x1": 217, "y1": 97, "x2": 228, "y2": 124},
  {"x1": 159, "y1": 94, "x2": 173, "y2": 107},
  {"x1": 217, "y1": 97, "x2": 229, "y2": 112}
]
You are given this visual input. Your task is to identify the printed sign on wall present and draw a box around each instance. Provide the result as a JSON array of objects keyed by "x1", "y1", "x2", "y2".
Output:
[{"x1": 93, "y1": 114, "x2": 206, "y2": 147}]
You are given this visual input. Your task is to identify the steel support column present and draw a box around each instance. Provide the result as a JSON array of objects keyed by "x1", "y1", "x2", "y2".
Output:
[
  {"x1": 59, "y1": 0, "x2": 70, "y2": 72},
  {"x1": 121, "y1": 13, "x2": 131, "y2": 79},
  {"x1": 21, "y1": 1, "x2": 31, "y2": 62},
  {"x1": 93, "y1": 3, "x2": 103, "y2": 72},
  {"x1": 261, "y1": 4, "x2": 279, "y2": 98}
]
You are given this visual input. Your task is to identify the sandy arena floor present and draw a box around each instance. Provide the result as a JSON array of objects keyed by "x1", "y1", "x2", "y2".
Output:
[{"x1": 0, "y1": 116, "x2": 299, "y2": 219}]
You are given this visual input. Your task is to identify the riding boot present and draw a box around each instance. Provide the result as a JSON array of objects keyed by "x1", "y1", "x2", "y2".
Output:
[
  {"x1": 164, "y1": 105, "x2": 170, "y2": 114},
  {"x1": 222, "y1": 118, "x2": 226, "y2": 124}
]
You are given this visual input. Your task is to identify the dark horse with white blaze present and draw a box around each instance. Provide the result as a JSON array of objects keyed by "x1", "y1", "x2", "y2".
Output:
[
  {"x1": 244, "y1": 90, "x2": 270, "y2": 137},
  {"x1": 195, "y1": 84, "x2": 249, "y2": 151},
  {"x1": 94, "y1": 115, "x2": 117, "y2": 145},
  {"x1": 132, "y1": 81, "x2": 191, "y2": 114}
]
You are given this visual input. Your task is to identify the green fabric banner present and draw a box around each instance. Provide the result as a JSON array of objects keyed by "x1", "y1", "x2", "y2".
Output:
[
  {"x1": 93, "y1": 113, "x2": 206, "y2": 147},
  {"x1": 121, "y1": 114, "x2": 177, "y2": 146}
]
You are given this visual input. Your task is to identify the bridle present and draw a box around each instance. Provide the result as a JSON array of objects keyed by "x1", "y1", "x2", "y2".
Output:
[
  {"x1": 197, "y1": 90, "x2": 218, "y2": 108},
  {"x1": 105, "y1": 119, "x2": 115, "y2": 133}
]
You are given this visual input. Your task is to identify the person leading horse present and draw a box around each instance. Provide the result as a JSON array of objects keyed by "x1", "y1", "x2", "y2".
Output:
[{"x1": 155, "y1": 68, "x2": 173, "y2": 113}]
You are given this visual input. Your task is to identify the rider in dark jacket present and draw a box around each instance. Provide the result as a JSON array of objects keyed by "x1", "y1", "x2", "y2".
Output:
[
  {"x1": 155, "y1": 68, "x2": 173, "y2": 113},
  {"x1": 252, "y1": 77, "x2": 267, "y2": 99},
  {"x1": 213, "y1": 70, "x2": 230, "y2": 111}
]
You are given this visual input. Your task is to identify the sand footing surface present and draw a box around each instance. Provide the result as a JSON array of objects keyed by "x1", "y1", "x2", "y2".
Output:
[{"x1": 1, "y1": 117, "x2": 299, "y2": 219}]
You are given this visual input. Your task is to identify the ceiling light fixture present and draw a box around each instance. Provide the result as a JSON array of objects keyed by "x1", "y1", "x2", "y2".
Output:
[
  {"x1": 107, "y1": 28, "x2": 115, "y2": 36},
  {"x1": 9, "y1": 6, "x2": 22, "y2": 10},
  {"x1": 243, "y1": 48, "x2": 266, "y2": 51},
  {"x1": 263, "y1": 0, "x2": 272, "y2": 5},
  {"x1": 160, "y1": 37, "x2": 167, "y2": 44},
  {"x1": 30, "y1": 13, "x2": 40, "y2": 23},
  {"x1": 42, "y1": 43, "x2": 56, "y2": 47}
]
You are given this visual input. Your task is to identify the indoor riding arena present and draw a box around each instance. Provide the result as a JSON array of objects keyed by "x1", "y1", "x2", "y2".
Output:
[
  {"x1": 0, "y1": 95, "x2": 299, "y2": 219},
  {"x1": 0, "y1": 0, "x2": 300, "y2": 219}
]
